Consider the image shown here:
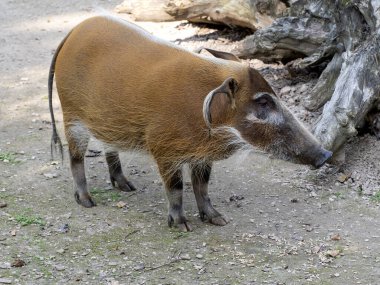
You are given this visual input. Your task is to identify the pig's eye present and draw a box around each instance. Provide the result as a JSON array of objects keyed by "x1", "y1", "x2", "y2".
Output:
[
  {"x1": 253, "y1": 93, "x2": 275, "y2": 109},
  {"x1": 255, "y1": 97, "x2": 268, "y2": 106}
]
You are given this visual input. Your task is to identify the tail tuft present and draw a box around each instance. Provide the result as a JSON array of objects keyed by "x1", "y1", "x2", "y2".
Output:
[{"x1": 51, "y1": 129, "x2": 63, "y2": 160}]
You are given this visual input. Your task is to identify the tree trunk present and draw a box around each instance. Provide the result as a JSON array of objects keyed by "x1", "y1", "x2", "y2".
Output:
[{"x1": 313, "y1": 33, "x2": 380, "y2": 163}]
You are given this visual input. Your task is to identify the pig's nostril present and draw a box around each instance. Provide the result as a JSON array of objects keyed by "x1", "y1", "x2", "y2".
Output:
[{"x1": 314, "y1": 150, "x2": 333, "y2": 169}]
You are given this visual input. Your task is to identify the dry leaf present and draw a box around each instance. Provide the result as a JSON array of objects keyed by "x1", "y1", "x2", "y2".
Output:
[
  {"x1": 331, "y1": 233, "x2": 341, "y2": 241},
  {"x1": 326, "y1": 249, "x2": 340, "y2": 257},
  {"x1": 116, "y1": 201, "x2": 127, "y2": 208},
  {"x1": 11, "y1": 259, "x2": 26, "y2": 267}
]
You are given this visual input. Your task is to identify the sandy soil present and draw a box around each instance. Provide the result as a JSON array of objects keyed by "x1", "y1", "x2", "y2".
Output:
[{"x1": 1, "y1": 1, "x2": 380, "y2": 284}]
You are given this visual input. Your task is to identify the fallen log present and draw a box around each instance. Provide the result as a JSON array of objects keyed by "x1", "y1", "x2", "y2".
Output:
[
  {"x1": 115, "y1": 0, "x2": 287, "y2": 30},
  {"x1": 233, "y1": 16, "x2": 335, "y2": 63}
]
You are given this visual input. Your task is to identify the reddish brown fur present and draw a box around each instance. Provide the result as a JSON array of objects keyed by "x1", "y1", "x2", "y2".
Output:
[{"x1": 53, "y1": 16, "x2": 273, "y2": 180}]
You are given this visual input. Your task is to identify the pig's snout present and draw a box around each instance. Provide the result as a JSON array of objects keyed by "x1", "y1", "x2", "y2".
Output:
[{"x1": 313, "y1": 149, "x2": 333, "y2": 169}]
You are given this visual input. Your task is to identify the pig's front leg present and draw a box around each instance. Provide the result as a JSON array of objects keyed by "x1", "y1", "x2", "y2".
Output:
[
  {"x1": 157, "y1": 162, "x2": 192, "y2": 232},
  {"x1": 190, "y1": 162, "x2": 228, "y2": 226}
]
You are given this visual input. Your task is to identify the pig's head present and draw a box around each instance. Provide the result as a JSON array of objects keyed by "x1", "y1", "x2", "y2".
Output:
[{"x1": 203, "y1": 67, "x2": 332, "y2": 169}]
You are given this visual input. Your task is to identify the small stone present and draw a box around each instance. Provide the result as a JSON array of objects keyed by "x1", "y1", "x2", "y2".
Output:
[
  {"x1": 280, "y1": 86, "x2": 291, "y2": 95},
  {"x1": 305, "y1": 225, "x2": 314, "y2": 232},
  {"x1": 180, "y1": 254, "x2": 191, "y2": 260},
  {"x1": 196, "y1": 254, "x2": 203, "y2": 259},
  {"x1": 333, "y1": 273, "x2": 340, "y2": 277},
  {"x1": 194, "y1": 264, "x2": 203, "y2": 270},
  {"x1": 54, "y1": 265, "x2": 65, "y2": 271},
  {"x1": 62, "y1": 212, "x2": 72, "y2": 219},
  {"x1": 11, "y1": 259, "x2": 25, "y2": 267},
  {"x1": 56, "y1": 248, "x2": 65, "y2": 254},
  {"x1": 134, "y1": 263, "x2": 145, "y2": 271},
  {"x1": 292, "y1": 235, "x2": 304, "y2": 242},
  {"x1": 0, "y1": 278, "x2": 12, "y2": 284},
  {"x1": 81, "y1": 250, "x2": 91, "y2": 256},
  {"x1": 312, "y1": 245, "x2": 321, "y2": 254},
  {"x1": 290, "y1": 198, "x2": 298, "y2": 203},
  {"x1": 109, "y1": 262, "x2": 118, "y2": 266},
  {"x1": 0, "y1": 202, "x2": 7, "y2": 208},
  {"x1": 310, "y1": 191, "x2": 317, "y2": 197},
  {"x1": 43, "y1": 173, "x2": 58, "y2": 179},
  {"x1": 57, "y1": 224, "x2": 69, "y2": 233},
  {"x1": 0, "y1": 263, "x2": 11, "y2": 269}
]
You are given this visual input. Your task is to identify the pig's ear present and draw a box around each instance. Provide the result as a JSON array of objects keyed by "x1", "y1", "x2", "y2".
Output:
[
  {"x1": 203, "y1": 77, "x2": 238, "y2": 130},
  {"x1": 196, "y1": 47, "x2": 241, "y2": 62}
]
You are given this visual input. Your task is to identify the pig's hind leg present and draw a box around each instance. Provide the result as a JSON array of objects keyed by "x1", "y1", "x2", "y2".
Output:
[
  {"x1": 66, "y1": 121, "x2": 95, "y2": 208},
  {"x1": 190, "y1": 162, "x2": 228, "y2": 226},
  {"x1": 105, "y1": 151, "x2": 136, "y2": 192}
]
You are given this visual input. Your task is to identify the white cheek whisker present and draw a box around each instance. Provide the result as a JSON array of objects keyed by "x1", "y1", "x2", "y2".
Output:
[{"x1": 245, "y1": 111, "x2": 284, "y2": 126}]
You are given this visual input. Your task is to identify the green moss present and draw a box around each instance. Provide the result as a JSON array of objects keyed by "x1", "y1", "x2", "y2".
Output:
[
  {"x1": 0, "y1": 152, "x2": 16, "y2": 163},
  {"x1": 91, "y1": 187, "x2": 122, "y2": 203},
  {"x1": 333, "y1": 192, "x2": 344, "y2": 199},
  {"x1": 14, "y1": 214, "x2": 45, "y2": 226},
  {"x1": 370, "y1": 191, "x2": 380, "y2": 203}
]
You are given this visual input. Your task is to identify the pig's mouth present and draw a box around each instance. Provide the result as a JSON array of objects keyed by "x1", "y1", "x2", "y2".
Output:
[
  {"x1": 265, "y1": 142, "x2": 333, "y2": 169},
  {"x1": 309, "y1": 149, "x2": 333, "y2": 170}
]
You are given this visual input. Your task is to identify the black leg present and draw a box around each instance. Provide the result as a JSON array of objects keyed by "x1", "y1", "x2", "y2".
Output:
[
  {"x1": 106, "y1": 151, "x2": 136, "y2": 192},
  {"x1": 191, "y1": 162, "x2": 227, "y2": 226}
]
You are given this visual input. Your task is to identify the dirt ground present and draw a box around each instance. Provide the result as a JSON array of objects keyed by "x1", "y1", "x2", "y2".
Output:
[{"x1": 1, "y1": 1, "x2": 380, "y2": 284}]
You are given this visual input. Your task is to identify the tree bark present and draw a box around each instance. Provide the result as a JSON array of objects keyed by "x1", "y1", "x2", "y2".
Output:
[{"x1": 313, "y1": 33, "x2": 380, "y2": 162}]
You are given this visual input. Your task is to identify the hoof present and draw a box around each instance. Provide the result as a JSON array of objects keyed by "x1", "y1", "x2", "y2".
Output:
[
  {"x1": 210, "y1": 216, "x2": 228, "y2": 226},
  {"x1": 168, "y1": 215, "x2": 193, "y2": 232},
  {"x1": 75, "y1": 192, "x2": 96, "y2": 208},
  {"x1": 200, "y1": 211, "x2": 228, "y2": 226},
  {"x1": 111, "y1": 177, "x2": 136, "y2": 192},
  {"x1": 177, "y1": 222, "x2": 193, "y2": 232}
]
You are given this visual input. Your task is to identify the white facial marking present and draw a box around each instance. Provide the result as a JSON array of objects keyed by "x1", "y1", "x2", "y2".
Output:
[{"x1": 245, "y1": 113, "x2": 259, "y2": 123}]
